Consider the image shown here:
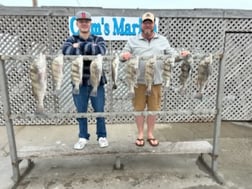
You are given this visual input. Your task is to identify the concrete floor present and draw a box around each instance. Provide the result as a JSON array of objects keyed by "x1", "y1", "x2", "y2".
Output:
[{"x1": 0, "y1": 121, "x2": 252, "y2": 189}]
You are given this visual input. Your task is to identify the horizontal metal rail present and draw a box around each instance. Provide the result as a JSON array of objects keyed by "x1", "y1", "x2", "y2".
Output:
[
  {"x1": 0, "y1": 53, "x2": 222, "y2": 62},
  {"x1": 10, "y1": 109, "x2": 217, "y2": 119}
]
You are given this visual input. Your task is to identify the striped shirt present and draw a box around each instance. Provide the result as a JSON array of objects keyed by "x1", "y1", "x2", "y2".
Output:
[{"x1": 62, "y1": 34, "x2": 107, "y2": 85}]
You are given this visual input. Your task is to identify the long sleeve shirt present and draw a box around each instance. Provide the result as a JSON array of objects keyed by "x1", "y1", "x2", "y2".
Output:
[{"x1": 62, "y1": 34, "x2": 107, "y2": 85}]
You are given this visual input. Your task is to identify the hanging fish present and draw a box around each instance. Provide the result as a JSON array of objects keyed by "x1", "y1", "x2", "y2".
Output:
[
  {"x1": 144, "y1": 55, "x2": 156, "y2": 96},
  {"x1": 90, "y1": 54, "x2": 103, "y2": 97},
  {"x1": 126, "y1": 56, "x2": 139, "y2": 98},
  {"x1": 178, "y1": 53, "x2": 193, "y2": 95},
  {"x1": 71, "y1": 55, "x2": 83, "y2": 95},
  {"x1": 111, "y1": 54, "x2": 120, "y2": 90},
  {"x1": 30, "y1": 53, "x2": 47, "y2": 114},
  {"x1": 162, "y1": 56, "x2": 175, "y2": 88},
  {"x1": 194, "y1": 53, "x2": 213, "y2": 100},
  {"x1": 51, "y1": 54, "x2": 64, "y2": 95}
]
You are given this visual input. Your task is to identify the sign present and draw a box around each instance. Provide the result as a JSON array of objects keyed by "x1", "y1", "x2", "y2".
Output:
[{"x1": 69, "y1": 16, "x2": 159, "y2": 40}]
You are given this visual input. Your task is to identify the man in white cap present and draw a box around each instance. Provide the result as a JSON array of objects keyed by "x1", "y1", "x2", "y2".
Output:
[
  {"x1": 62, "y1": 11, "x2": 109, "y2": 150},
  {"x1": 120, "y1": 12, "x2": 189, "y2": 147}
]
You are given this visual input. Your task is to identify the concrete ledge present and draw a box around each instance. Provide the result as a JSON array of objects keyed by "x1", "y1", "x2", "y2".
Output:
[{"x1": 18, "y1": 140, "x2": 212, "y2": 159}]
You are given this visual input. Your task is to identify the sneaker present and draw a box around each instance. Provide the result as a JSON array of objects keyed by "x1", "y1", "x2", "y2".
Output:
[
  {"x1": 74, "y1": 138, "x2": 87, "y2": 150},
  {"x1": 98, "y1": 137, "x2": 109, "y2": 148}
]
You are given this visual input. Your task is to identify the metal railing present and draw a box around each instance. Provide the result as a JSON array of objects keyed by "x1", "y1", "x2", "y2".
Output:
[{"x1": 0, "y1": 51, "x2": 225, "y2": 185}]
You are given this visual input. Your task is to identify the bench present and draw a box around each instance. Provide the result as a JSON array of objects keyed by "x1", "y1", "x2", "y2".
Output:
[{"x1": 18, "y1": 140, "x2": 212, "y2": 169}]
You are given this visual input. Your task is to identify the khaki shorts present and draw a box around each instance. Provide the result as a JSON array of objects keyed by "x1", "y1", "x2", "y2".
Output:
[{"x1": 132, "y1": 84, "x2": 162, "y2": 111}]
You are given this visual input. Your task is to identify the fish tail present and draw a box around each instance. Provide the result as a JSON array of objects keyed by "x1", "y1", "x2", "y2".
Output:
[
  {"x1": 53, "y1": 89, "x2": 61, "y2": 96},
  {"x1": 194, "y1": 93, "x2": 203, "y2": 100},
  {"x1": 128, "y1": 86, "x2": 135, "y2": 99},
  {"x1": 133, "y1": 83, "x2": 138, "y2": 88},
  {"x1": 112, "y1": 83, "x2": 117, "y2": 90},
  {"x1": 54, "y1": 82, "x2": 61, "y2": 91},
  {"x1": 164, "y1": 80, "x2": 170, "y2": 88},
  {"x1": 72, "y1": 84, "x2": 80, "y2": 95},
  {"x1": 90, "y1": 88, "x2": 98, "y2": 97},
  {"x1": 145, "y1": 85, "x2": 152, "y2": 96},
  {"x1": 178, "y1": 88, "x2": 186, "y2": 96},
  {"x1": 145, "y1": 90, "x2": 151, "y2": 96},
  {"x1": 128, "y1": 92, "x2": 135, "y2": 99},
  {"x1": 35, "y1": 103, "x2": 44, "y2": 114}
]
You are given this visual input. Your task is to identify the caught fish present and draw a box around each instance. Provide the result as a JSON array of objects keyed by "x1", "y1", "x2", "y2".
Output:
[
  {"x1": 145, "y1": 55, "x2": 156, "y2": 96},
  {"x1": 51, "y1": 54, "x2": 64, "y2": 95},
  {"x1": 71, "y1": 55, "x2": 83, "y2": 94},
  {"x1": 30, "y1": 53, "x2": 47, "y2": 113},
  {"x1": 111, "y1": 54, "x2": 120, "y2": 89},
  {"x1": 90, "y1": 54, "x2": 103, "y2": 97},
  {"x1": 178, "y1": 54, "x2": 193, "y2": 95},
  {"x1": 126, "y1": 56, "x2": 139, "y2": 98},
  {"x1": 194, "y1": 53, "x2": 213, "y2": 100},
  {"x1": 162, "y1": 56, "x2": 175, "y2": 88}
]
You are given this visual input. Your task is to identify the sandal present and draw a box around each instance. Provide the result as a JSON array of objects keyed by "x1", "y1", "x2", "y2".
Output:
[
  {"x1": 135, "y1": 138, "x2": 145, "y2": 147},
  {"x1": 147, "y1": 138, "x2": 159, "y2": 147}
]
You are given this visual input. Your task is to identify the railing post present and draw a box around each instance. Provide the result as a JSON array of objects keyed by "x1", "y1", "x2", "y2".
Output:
[
  {"x1": 212, "y1": 35, "x2": 227, "y2": 173},
  {"x1": 0, "y1": 55, "x2": 20, "y2": 182}
]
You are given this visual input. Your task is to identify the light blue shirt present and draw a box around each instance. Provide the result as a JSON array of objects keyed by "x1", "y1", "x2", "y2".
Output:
[{"x1": 121, "y1": 33, "x2": 177, "y2": 84}]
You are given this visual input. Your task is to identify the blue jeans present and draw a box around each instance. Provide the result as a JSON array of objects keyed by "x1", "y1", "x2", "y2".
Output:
[{"x1": 72, "y1": 84, "x2": 106, "y2": 140}]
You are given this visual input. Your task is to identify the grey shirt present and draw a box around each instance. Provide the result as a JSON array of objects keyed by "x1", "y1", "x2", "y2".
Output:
[{"x1": 121, "y1": 33, "x2": 177, "y2": 84}]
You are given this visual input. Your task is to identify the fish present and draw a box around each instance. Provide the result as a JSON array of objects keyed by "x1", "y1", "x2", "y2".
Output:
[
  {"x1": 111, "y1": 54, "x2": 120, "y2": 89},
  {"x1": 71, "y1": 55, "x2": 83, "y2": 95},
  {"x1": 194, "y1": 53, "x2": 213, "y2": 100},
  {"x1": 126, "y1": 56, "x2": 139, "y2": 98},
  {"x1": 30, "y1": 53, "x2": 47, "y2": 114},
  {"x1": 90, "y1": 54, "x2": 103, "y2": 97},
  {"x1": 178, "y1": 54, "x2": 193, "y2": 95},
  {"x1": 144, "y1": 55, "x2": 156, "y2": 96},
  {"x1": 162, "y1": 56, "x2": 175, "y2": 88},
  {"x1": 51, "y1": 54, "x2": 64, "y2": 95}
]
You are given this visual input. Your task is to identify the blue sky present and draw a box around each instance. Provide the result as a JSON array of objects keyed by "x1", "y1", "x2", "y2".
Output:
[{"x1": 1, "y1": 0, "x2": 252, "y2": 10}]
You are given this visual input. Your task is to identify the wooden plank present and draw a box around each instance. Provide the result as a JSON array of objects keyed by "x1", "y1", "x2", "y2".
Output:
[
  {"x1": 17, "y1": 141, "x2": 212, "y2": 159},
  {"x1": 18, "y1": 141, "x2": 213, "y2": 158}
]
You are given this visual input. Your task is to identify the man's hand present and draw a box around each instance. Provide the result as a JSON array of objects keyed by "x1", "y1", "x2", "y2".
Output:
[
  {"x1": 73, "y1": 43, "x2": 80, "y2": 48},
  {"x1": 180, "y1": 50, "x2": 190, "y2": 57},
  {"x1": 121, "y1": 52, "x2": 132, "y2": 61}
]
